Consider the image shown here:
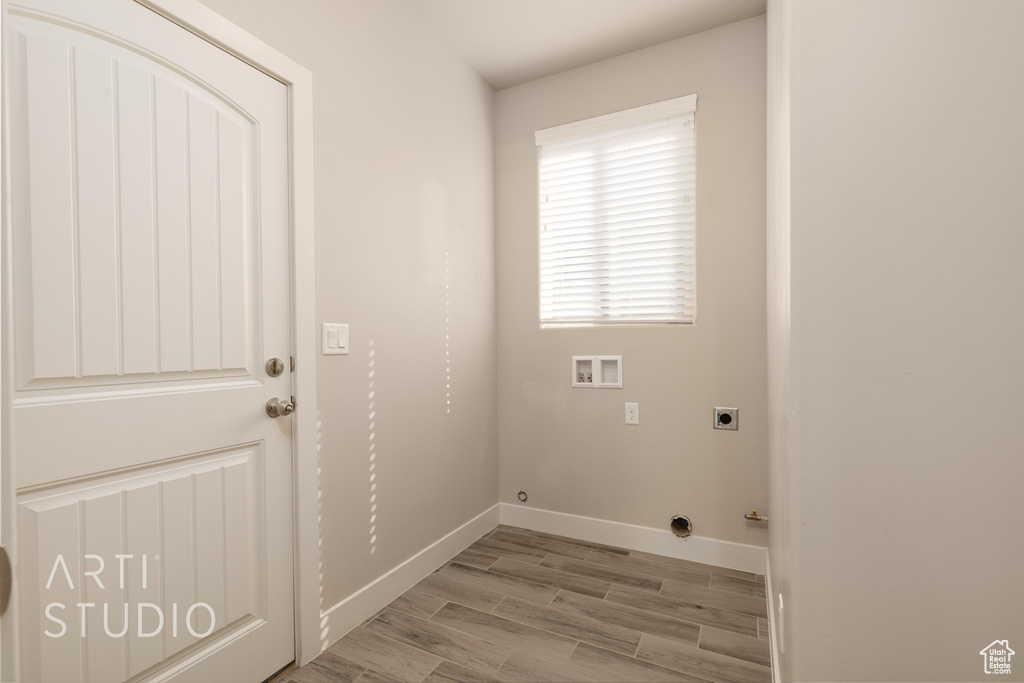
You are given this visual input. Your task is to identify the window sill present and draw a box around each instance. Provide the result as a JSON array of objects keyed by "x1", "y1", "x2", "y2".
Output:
[{"x1": 539, "y1": 322, "x2": 697, "y2": 330}]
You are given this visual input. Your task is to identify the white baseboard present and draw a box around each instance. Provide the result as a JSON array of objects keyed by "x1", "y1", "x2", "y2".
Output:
[
  {"x1": 764, "y1": 549, "x2": 781, "y2": 683},
  {"x1": 499, "y1": 503, "x2": 766, "y2": 575},
  {"x1": 315, "y1": 503, "x2": 499, "y2": 657}
]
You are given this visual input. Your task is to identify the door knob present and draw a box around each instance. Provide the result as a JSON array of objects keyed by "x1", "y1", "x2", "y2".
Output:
[
  {"x1": 266, "y1": 397, "x2": 295, "y2": 418},
  {"x1": 0, "y1": 545, "x2": 11, "y2": 616}
]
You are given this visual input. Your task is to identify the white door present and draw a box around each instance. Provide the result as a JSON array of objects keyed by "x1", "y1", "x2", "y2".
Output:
[{"x1": 5, "y1": 0, "x2": 295, "y2": 680}]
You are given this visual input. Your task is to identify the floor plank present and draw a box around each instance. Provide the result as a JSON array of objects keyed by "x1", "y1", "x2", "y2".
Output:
[
  {"x1": 493, "y1": 524, "x2": 532, "y2": 536},
  {"x1": 438, "y1": 562, "x2": 559, "y2": 605},
  {"x1": 488, "y1": 530, "x2": 592, "y2": 559},
  {"x1": 364, "y1": 609, "x2": 512, "y2": 675},
  {"x1": 757, "y1": 618, "x2": 768, "y2": 640},
  {"x1": 423, "y1": 660, "x2": 500, "y2": 683},
  {"x1": 451, "y1": 548, "x2": 500, "y2": 570},
  {"x1": 354, "y1": 670, "x2": 401, "y2": 683},
  {"x1": 637, "y1": 634, "x2": 771, "y2": 683},
  {"x1": 659, "y1": 580, "x2": 769, "y2": 619},
  {"x1": 567, "y1": 643, "x2": 707, "y2": 683},
  {"x1": 289, "y1": 651, "x2": 367, "y2": 683},
  {"x1": 496, "y1": 650, "x2": 605, "y2": 683},
  {"x1": 492, "y1": 595, "x2": 642, "y2": 656},
  {"x1": 488, "y1": 557, "x2": 611, "y2": 599},
  {"x1": 587, "y1": 550, "x2": 711, "y2": 588},
  {"x1": 628, "y1": 550, "x2": 759, "y2": 583},
  {"x1": 606, "y1": 585, "x2": 757, "y2": 637},
  {"x1": 541, "y1": 553, "x2": 664, "y2": 593},
  {"x1": 470, "y1": 538, "x2": 548, "y2": 564},
  {"x1": 414, "y1": 573, "x2": 504, "y2": 612},
  {"x1": 328, "y1": 627, "x2": 441, "y2": 683},
  {"x1": 526, "y1": 530, "x2": 630, "y2": 556},
  {"x1": 387, "y1": 590, "x2": 448, "y2": 620},
  {"x1": 709, "y1": 574, "x2": 766, "y2": 600},
  {"x1": 429, "y1": 602, "x2": 578, "y2": 664},
  {"x1": 698, "y1": 626, "x2": 771, "y2": 668},
  {"x1": 550, "y1": 590, "x2": 700, "y2": 646},
  {"x1": 361, "y1": 608, "x2": 387, "y2": 627}
]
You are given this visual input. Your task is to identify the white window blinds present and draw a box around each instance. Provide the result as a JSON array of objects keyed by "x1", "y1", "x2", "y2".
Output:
[{"x1": 536, "y1": 94, "x2": 696, "y2": 326}]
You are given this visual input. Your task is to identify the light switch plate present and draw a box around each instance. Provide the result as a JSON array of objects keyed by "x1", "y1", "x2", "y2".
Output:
[{"x1": 322, "y1": 323, "x2": 349, "y2": 355}]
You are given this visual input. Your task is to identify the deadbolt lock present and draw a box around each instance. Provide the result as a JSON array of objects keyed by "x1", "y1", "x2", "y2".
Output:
[{"x1": 266, "y1": 357, "x2": 285, "y2": 377}]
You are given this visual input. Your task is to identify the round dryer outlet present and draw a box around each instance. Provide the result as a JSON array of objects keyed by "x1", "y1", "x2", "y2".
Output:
[{"x1": 670, "y1": 515, "x2": 693, "y2": 538}]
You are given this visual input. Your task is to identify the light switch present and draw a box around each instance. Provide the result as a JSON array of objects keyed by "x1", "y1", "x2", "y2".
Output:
[{"x1": 322, "y1": 323, "x2": 349, "y2": 355}]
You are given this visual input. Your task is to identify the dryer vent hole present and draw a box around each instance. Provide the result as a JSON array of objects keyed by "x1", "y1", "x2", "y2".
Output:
[{"x1": 671, "y1": 515, "x2": 692, "y2": 538}]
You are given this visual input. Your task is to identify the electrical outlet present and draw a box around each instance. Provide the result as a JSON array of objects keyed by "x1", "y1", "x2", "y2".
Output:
[
  {"x1": 625, "y1": 402, "x2": 639, "y2": 425},
  {"x1": 714, "y1": 407, "x2": 738, "y2": 430}
]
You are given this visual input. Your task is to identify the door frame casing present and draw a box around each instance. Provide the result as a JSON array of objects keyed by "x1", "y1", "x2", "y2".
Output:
[
  {"x1": 1, "y1": 4, "x2": 18, "y2": 679},
  {"x1": 0, "y1": 0, "x2": 321, "y2": 676}
]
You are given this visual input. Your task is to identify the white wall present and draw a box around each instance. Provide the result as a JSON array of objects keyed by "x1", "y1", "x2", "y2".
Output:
[
  {"x1": 768, "y1": 1, "x2": 1024, "y2": 680},
  {"x1": 197, "y1": 0, "x2": 498, "y2": 611},
  {"x1": 495, "y1": 17, "x2": 768, "y2": 547}
]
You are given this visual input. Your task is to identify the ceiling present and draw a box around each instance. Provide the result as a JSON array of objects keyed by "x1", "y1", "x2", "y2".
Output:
[{"x1": 404, "y1": 0, "x2": 766, "y2": 90}]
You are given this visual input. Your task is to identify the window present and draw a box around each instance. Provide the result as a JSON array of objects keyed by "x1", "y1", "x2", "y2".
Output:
[{"x1": 536, "y1": 94, "x2": 697, "y2": 326}]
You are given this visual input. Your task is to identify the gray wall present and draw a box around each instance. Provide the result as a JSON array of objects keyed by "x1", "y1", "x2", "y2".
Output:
[
  {"x1": 495, "y1": 17, "x2": 769, "y2": 547},
  {"x1": 768, "y1": 1, "x2": 1024, "y2": 680},
  {"x1": 197, "y1": 0, "x2": 498, "y2": 609}
]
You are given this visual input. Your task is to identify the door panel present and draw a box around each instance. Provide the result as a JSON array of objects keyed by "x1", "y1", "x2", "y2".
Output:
[
  {"x1": 18, "y1": 446, "x2": 265, "y2": 680},
  {"x1": 12, "y1": 18, "x2": 257, "y2": 391},
  {"x1": 6, "y1": 0, "x2": 294, "y2": 680}
]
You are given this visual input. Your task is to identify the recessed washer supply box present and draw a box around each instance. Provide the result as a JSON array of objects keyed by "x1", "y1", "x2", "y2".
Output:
[{"x1": 572, "y1": 356, "x2": 623, "y2": 388}]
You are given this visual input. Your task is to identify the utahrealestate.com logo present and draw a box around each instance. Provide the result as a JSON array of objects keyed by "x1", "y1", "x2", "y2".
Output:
[
  {"x1": 43, "y1": 554, "x2": 215, "y2": 639},
  {"x1": 980, "y1": 640, "x2": 1015, "y2": 676}
]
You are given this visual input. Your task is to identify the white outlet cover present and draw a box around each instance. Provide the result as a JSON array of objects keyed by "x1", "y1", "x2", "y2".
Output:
[
  {"x1": 322, "y1": 323, "x2": 349, "y2": 355},
  {"x1": 625, "y1": 402, "x2": 639, "y2": 424}
]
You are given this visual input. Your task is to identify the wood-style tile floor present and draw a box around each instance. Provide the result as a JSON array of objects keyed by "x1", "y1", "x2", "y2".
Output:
[{"x1": 276, "y1": 525, "x2": 771, "y2": 683}]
